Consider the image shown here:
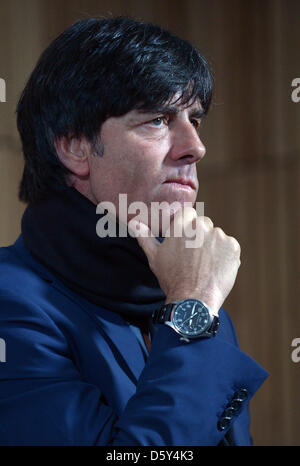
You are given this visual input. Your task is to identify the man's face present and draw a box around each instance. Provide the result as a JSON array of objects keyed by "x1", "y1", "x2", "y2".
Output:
[{"x1": 87, "y1": 96, "x2": 206, "y2": 233}]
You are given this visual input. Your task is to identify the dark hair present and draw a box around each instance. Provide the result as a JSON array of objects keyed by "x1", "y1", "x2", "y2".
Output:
[{"x1": 17, "y1": 16, "x2": 213, "y2": 203}]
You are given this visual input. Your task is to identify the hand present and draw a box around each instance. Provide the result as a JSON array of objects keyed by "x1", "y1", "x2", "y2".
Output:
[{"x1": 129, "y1": 207, "x2": 241, "y2": 315}]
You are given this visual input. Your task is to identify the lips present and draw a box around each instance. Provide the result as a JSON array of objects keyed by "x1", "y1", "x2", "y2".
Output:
[{"x1": 163, "y1": 177, "x2": 196, "y2": 190}]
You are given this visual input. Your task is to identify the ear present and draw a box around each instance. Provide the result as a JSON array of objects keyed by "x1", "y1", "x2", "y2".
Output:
[{"x1": 54, "y1": 136, "x2": 91, "y2": 176}]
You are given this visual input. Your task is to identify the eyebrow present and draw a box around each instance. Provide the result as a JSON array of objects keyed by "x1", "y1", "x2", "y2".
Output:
[{"x1": 137, "y1": 105, "x2": 205, "y2": 120}]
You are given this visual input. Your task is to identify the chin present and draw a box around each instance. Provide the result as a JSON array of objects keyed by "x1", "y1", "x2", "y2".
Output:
[{"x1": 147, "y1": 203, "x2": 183, "y2": 237}]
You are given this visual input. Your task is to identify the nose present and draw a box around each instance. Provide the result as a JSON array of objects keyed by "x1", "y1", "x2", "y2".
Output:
[{"x1": 168, "y1": 120, "x2": 206, "y2": 164}]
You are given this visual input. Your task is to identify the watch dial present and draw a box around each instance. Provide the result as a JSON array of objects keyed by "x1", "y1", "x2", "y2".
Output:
[{"x1": 172, "y1": 300, "x2": 210, "y2": 337}]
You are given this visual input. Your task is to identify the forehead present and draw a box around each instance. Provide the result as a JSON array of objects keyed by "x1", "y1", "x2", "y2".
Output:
[{"x1": 168, "y1": 90, "x2": 202, "y2": 109}]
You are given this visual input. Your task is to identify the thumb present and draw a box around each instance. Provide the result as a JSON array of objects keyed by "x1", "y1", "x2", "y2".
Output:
[{"x1": 128, "y1": 219, "x2": 160, "y2": 262}]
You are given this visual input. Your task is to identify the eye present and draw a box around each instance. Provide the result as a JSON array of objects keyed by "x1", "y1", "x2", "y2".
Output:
[
  {"x1": 191, "y1": 119, "x2": 201, "y2": 129},
  {"x1": 150, "y1": 116, "x2": 168, "y2": 127}
]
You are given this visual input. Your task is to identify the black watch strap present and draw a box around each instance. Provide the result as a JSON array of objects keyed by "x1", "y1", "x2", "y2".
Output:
[
  {"x1": 207, "y1": 316, "x2": 220, "y2": 337},
  {"x1": 152, "y1": 302, "x2": 175, "y2": 325}
]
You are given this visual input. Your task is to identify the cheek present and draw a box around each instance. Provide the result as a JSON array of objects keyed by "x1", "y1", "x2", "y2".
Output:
[
  {"x1": 93, "y1": 133, "x2": 168, "y2": 203},
  {"x1": 120, "y1": 140, "x2": 164, "y2": 186},
  {"x1": 130, "y1": 156, "x2": 162, "y2": 197},
  {"x1": 131, "y1": 137, "x2": 168, "y2": 171}
]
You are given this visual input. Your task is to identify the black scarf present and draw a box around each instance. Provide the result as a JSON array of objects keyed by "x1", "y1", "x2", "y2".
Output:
[{"x1": 21, "y1": 186, "x2": 166, "y2": 323}]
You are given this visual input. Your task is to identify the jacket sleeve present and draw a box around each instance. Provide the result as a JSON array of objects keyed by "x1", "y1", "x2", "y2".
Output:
[
  {"x1": 111, "y1": 320, "x2": 268, "y2": 445},
  {"x1": 0, "y1": 291, "x2": 268, "y2": 446}
]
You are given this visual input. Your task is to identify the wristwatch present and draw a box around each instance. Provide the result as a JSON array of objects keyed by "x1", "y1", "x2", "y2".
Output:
[{"x1": 152, "y1": 299, "x2": 220, "y2": 342}]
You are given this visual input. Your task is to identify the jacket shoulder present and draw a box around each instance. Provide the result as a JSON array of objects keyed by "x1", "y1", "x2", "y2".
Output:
[{"x1": 0, "y1": 241, "x2": 50, "y2": 299}]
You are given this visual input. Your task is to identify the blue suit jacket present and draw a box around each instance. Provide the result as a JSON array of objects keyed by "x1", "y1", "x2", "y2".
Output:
[{"x1": 0, "y1": 236, "x2": 268, "y2": 445}]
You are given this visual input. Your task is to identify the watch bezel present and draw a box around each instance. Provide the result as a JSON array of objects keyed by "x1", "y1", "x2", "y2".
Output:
[{"x1": 170, "y1": 299, "x2": 213, "y2": 339}]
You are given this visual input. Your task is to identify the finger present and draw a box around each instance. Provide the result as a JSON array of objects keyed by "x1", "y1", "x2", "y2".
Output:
[
  {"x1": 202, "y1": 216, "x2": 214, "y2": 229},
  {"x1": 228, "y1": 236, "x2": 241, "y2": 254},
  {"x1": 191, "y1": 215, "x2": 213, "y2": 235},
  {"x1": 166, "y1": 206, "x2": 197, "y2": 237}
]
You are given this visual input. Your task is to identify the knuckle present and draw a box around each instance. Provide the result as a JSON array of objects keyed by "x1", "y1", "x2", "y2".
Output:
[
  {"x1": 195, "y1": 216, "x2": 211, "y2": 233},
  {"x1": 195, "y1": 216, "x2": 205, "y2": 227},
  {"x1": 183, "y1": 205, "x2": 197, "y2": 216},
  {"x1": 203, "y1": 216, "x2": 214, "y2": 228},
  {"x1": 178, "y1": 206, "x2": 197, "y2": 223},
  {"x1": 214, "y1": 227, "x2": 225, "y2": 237},
  {"x1": 171, "y1": 207, "x2": 191, "y2": 230},
  {"x1": 229, "y1": 236, "x2": 241, "y2": 253}
]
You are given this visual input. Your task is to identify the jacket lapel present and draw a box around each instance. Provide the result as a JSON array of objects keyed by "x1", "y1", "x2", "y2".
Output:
[
  {"x1": 51, "y1": 279, "x2": 148, "y2": 385},
  {"x1": 14, "y1": 235, "x2": 148, "y2": 384}
]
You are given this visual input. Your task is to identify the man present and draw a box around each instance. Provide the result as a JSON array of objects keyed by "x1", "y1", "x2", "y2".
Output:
[{"x1": 0, "y1": 16, "x2": 268, "y2": 445}]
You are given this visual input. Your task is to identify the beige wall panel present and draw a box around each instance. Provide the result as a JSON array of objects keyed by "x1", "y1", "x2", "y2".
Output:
[{"x1": 199, "y1": 159, "x2": 300, "y2": 445}]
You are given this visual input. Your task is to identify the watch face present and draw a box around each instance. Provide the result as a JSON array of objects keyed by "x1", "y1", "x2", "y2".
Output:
[{"x1": 172, "y1": 299, "x2": 211, "y2": 337}]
